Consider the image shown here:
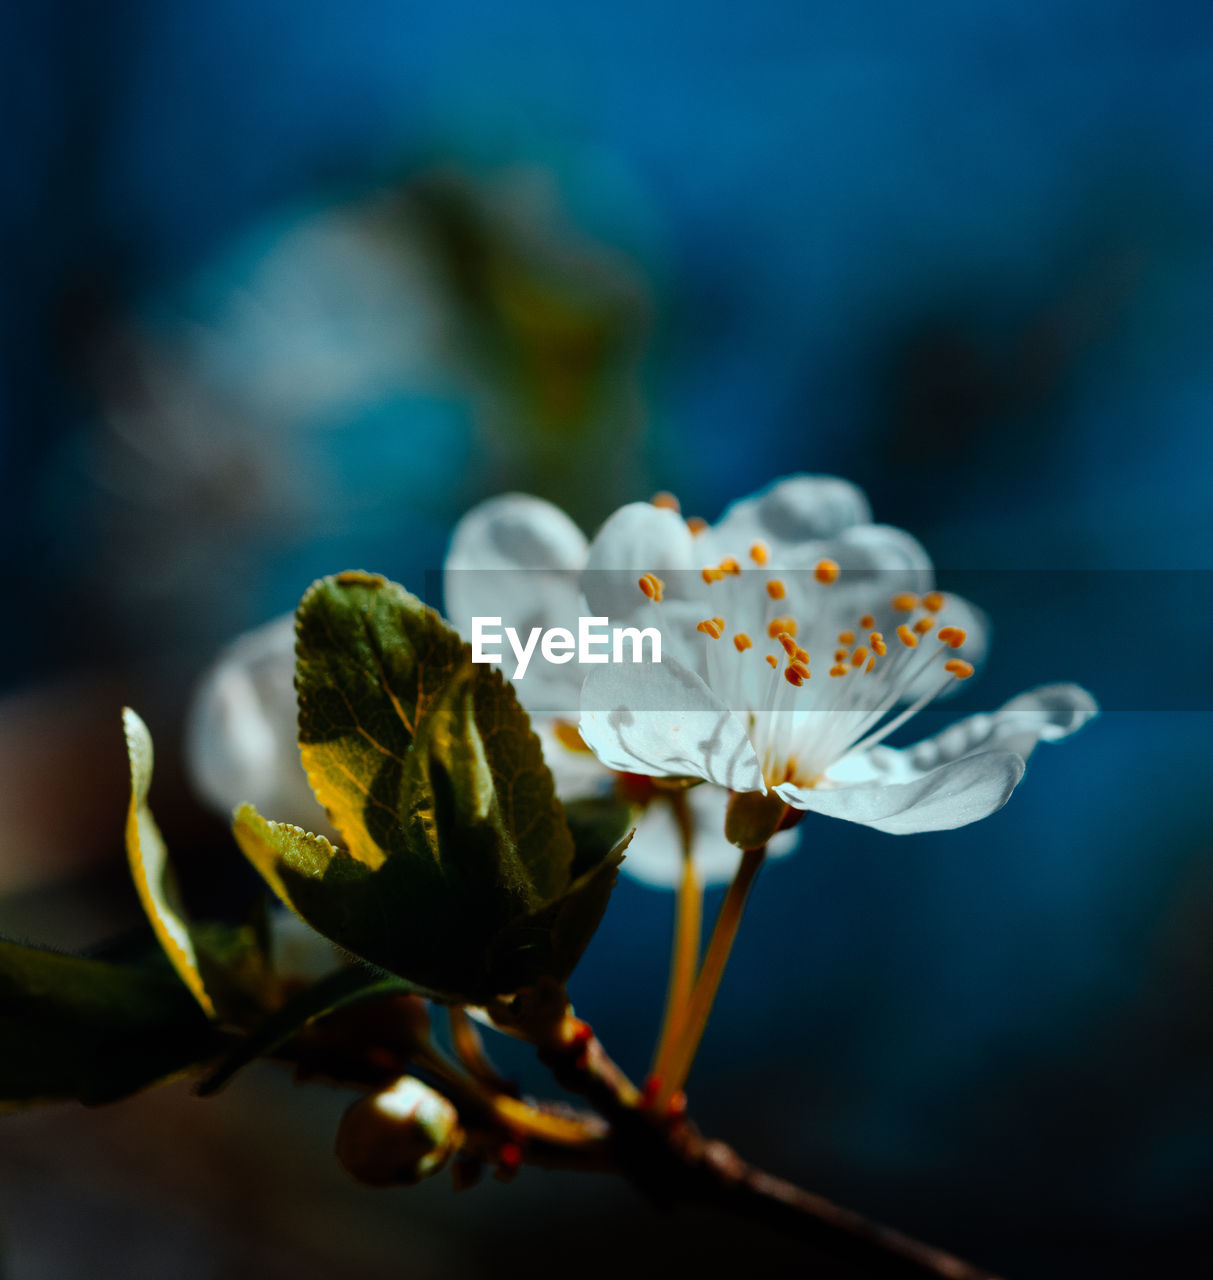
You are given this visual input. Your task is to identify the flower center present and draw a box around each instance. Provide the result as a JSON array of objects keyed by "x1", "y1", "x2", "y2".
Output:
[{"x1": 635, "y1": 497, "x2": 975, "y2": 787}]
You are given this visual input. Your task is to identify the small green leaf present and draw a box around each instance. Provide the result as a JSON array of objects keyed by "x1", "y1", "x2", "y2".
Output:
[
  {"x1": 0, "y1": 939, "x2": 223, "y2": 1108},
  {"x1": 487, "y1": 827, "x2": 632, "y2": 992},
  {"x1": 197, "y1": 964, "x2": 415, "y2": 1096},
  {"x1": 123, "y1": 708, "x2": 217, "y2": 1017},
  {"x1": 124, "y1": 709, "x2": 274, "y2": 1023},
  {"x1": 239, "y1": 573, "x2": 606, "y2": 1001},
  {"x1": 562, "y1": 795, "x2": 635, "y2": 878},
  {"x1": 294, "y1": 573, "x2": 573, "y2": 896}
]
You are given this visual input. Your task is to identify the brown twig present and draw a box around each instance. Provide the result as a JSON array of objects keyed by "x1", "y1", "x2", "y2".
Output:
[{"x1": 508, "y1": 1000, "x2": 1001, "y2": 1280}]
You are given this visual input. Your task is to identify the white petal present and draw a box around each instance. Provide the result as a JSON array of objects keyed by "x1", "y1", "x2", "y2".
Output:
[
  {"x1": 902, "y1": 682, "x2": 1097, "y2": 773},
  {"x1": 444, "y1": 492, "x2": 587, "y2": 636},
  {"x1": 711, "y1": 475, "x2": 872, "y2": 550},
  {"x1": 581, "y1": 502, "x2": 698, "y2": 619},
  {"x1": 776, "y1": 750, "x2": 1026, "y2": 834},
  {"x1": 834, "y1": 681, "x2": 1098, "y2": 787},
  {"x1": 185, "y1": 614, "x2": 329, "y2": 832},
  {"x1": 621, "y1": 785, "x2": 799, "y2": 889},
  {"x1": 579, "y1": 656, "x2": 764, "y2": 791}
]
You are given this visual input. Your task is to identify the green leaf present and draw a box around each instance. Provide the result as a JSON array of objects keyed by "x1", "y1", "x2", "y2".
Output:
[
  {"x1": 294, "y1": 572, "x2": 573, "y2": 898},
  {"x1": 233, "y1": 573, "x2": 629, "y2": 1001},
  {"x1": 197, "y1": 964, "x2": 415, "y2": 1096},
  {"x1": 0, "y1": 939, "x2": 223, "y2": 1108},
  {"x1": 487, "y1": 826, "x2": 632, "y2": 992},
  {"x1": 123, "y1": 708, "x2": 274, "y2": 1023},
  {"x1": 123, "y1": 707, "x2": 217, "y2": 1017}
]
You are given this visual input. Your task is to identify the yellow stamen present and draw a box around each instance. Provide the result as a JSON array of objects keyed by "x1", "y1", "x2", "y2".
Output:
[
  {"x1": 766, "y1": 579, "x2": 786, "y2": 599},
  {"x1": 696, "y1": 619, "x2": 723, "y2": 639},
  {"x1": 869, "y1": 631, "x2": 887, "y2": 656},
  {"x1": 850, "y1": 645, "x2": 869, "y2": 667},
  {"x1": 777, "y1": 632, "x2": 799, "y2": 656},
  {"x1": 767, "y1": 615, "x2": 796, "y2": 638},
  {"x1": 749, "y1": 541, "x2": 769, "y2": 565},
  {"x1": 897, "y1": 624, "x2": 918, "y2": 648},
  {"x1": 945, "y1": 658, "x2": 974, "y2": 679},
  {"x1": 638, "y1": 572, "x2": 665, "y2": 601},
  {"x1": 733, "y1": 632, "x2": 753, "y2": 652},
  {"x1": 922, "y1": 591, "x2": 944, "y2": 613},
  {"x1": 892, "y1": 592, "x2": 917, "y2": 612},
  {"x1": 815, "y1": 559, "x2": 840, "y2": 584},
  {"x1": 914, "y1": 617, "x2": 934, "y2": 635},
  {"x1": 651, "y1": 491, "x2": 680, "y2": 512},
  {"x1": 793, "y1": 645, "x2": 810, "y2": 664},
  {"x1": 713, "y1": 616, "x2": 725, "y2": 631},
  {"x1": 866, "y1": 656, "x2": 875, "y2": 672},
  {"x1": 702, "y1": 566, "x2": 725, "y2": 584},
  {"x1": 829, "y1": 663, "x2": 848, "y2": 677},
  {"x1": 765, "y1": 654, "x2": 778, "y2": 669},
  {"x1": 838, "y1": 630, "x2": 855, "y2": 645},
  {"x1": 938, "y1": 626, "x2": 967, "y2": 649}
]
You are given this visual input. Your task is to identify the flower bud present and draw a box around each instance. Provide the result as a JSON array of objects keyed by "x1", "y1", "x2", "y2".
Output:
[{"x1": 336, "y1": 1076, "x2": 462, "y2": 1186}]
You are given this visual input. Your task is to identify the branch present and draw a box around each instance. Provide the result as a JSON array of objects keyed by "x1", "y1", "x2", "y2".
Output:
[{"x1": 526, "y1": 1009, "x2": 1001, "y2": 1280}]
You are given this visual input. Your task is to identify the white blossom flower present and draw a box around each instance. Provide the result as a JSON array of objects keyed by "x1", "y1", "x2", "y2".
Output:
[
  {"x1": 571, "y1": 477, "x2": 1096, "y2": 838},
  {"x1": 443, "y1": 493, "x2": 803, "y2": 885}
]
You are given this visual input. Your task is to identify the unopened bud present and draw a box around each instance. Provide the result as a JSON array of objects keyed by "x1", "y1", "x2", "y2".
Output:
[{"x1": 336, "y1": 1076, "x2": 462, "y2": 1186}]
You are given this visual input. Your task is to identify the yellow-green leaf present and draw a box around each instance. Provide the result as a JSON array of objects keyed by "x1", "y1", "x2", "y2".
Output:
[{"x1": 123, "y1": 708, "x2": 216, "y2": 1017}]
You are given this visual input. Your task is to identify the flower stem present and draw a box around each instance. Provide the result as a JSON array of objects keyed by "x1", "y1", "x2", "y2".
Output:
[
  {"x1": 654, "y1": 844, "x2": 766, "y2": 1110},
  {"x1": 650, "y1": 791, "x2": 702, "y2": 1086}
]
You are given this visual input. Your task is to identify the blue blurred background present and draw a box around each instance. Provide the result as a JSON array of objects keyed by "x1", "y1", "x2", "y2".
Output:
[{"x1": 2, "y1": 3, "x2": 1212, "y2": 1276}]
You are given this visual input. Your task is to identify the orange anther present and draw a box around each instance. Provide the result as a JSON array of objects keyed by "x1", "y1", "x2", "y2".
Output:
[
  {"x1": 638, "y1": 572, "x2": 665, "y2": 601},
  {"x1": 687, "y1": 516, "x2": 708, "y2": 536},
  {"x1": 696, "y1": 619, "x2": 723, "y2": 639},
  {"x1": 784, "y1": 665, "x2": 807, "y2": 687},
  {"x1": 860, "y1": 614, "x2": 876, "y2": 630},
  {"x1": 838, "y1": 630, "x2": 855, "y2": 645},
  {"x1": 914, "y1": 617, "x2": 935, "y2": 635},
  {"x1": 866, "y1": 656, "x2": 875, "y2": 672},
  {"x1": 713, "y1": 616, "x2": 725, "y2": 630},
  {"x1": 778, "y1": 632, "x2": 799, "y2": 656},
  {"x1": 749, "y1": 541, "x2": 770, "y2": 565},
  {"x1": 702, "y1": 566, "x2": 725, "y2": 584},
  {"x1": 829, "y1": 664, "x2": 848, "y2": 677},
  {"x1": 937, "y1": 626, "x2": 967, "y2": 649},
  {"x1": 815, "y1": 559, "x2": 840, "y2": 584},
  {"x1": 733, "y1": 632, "x2": 753, "y2": 652},
  {"x1": 788, "y1": 659, "x2": 810, "y2": 681},
  {"x1": 767, "y1": 615, "x2": 796, "y2": 638},
  {"x1": 651, "y1": 491, "x2": 680, "y2": 512},
  {"x1": 719, "y1": 556, "x2": 741, "y2": 576},
  {"x1": 766, "y1": 579, "x2": 787, "y2": 599},
  {"x1": 869, "y1": 630, "x2": 887, "y2": 654},
  {"x1": 897, "y1": 624, "x2": 918, "y2": 648},
  {"x1": 851, "y1": 645, "x2": 869, "y2": 667},
  {"x1": 945, "y1": 658, "x2": 975, "y2": 679},
  {"x1": 765, "y1": 654, "x2": 778, "y2": 669},
  {"x1": 891, "y1": 592, "x2": 917, "y2": 612},
  {"x1": 834, "y1": 648, "x2": 847, "y2": 662},
  {"x1": 793, "y1": 646, "x2": 810, "y2": 664},
  {"x1": 922, "y1": 591, "x2": 944, "y2": 613}
]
